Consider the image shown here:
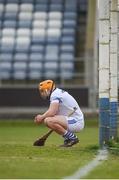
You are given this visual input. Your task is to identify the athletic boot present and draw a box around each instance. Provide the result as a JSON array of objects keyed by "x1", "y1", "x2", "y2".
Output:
[{"x1": 60, "y1": 138, "x2": 79, "y2": 147}]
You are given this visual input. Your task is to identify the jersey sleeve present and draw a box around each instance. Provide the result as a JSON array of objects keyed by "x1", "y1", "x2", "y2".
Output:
[{"x1": 50, "y1": 90, "x2": 62, "y2": 104}]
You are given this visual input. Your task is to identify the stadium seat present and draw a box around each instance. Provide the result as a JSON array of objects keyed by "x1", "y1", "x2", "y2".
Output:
[
  {"x1": 19, "y1": 12, "x2": 32, "y2": 21},
  {"x1": 30, "y1": 44, "x2": 45, "y2": 53},
  {"x1": 44, "y1": 71, "x2": 58, "y2": 79},
  {"x1": 5, "y1": 3, "x2": 19, "y2": 12},
  {"x1": 63, "y1": 19, "x2": 77, "y2": 28},
  {"x1": 16, "y1": 28, "x2": 31, "y2": 37},
  {"x1": 4, "y1": 12, "x2": 17, "y2": 20},
  {"x1": 29, "y1": 53, "x2": 44, "y2": 62},
  {"x1": 2, "y1": 28, "x2": 16, "y2": 37},
  {"x1": 0, "y1": 4, "x2": 4, "y2": 12},
  {"x1": 6, "y1": 0, "x2": 20, "y2": 3},
  {"x1": 3, "y1": 20, "x2": 17, "y2": 28},
  {"x1": 48, "y1": 12, "x2": 62, "y2": 20},
  {"x1": 14, "y1": 53, "x2": 29, "y2": 62},
  {"x1": 34, "y1": 4, "x2": 48, "y2": 12},
  {"x1": 44, "y1": 61, "x2": 58, "y2": 71},
  {"x1": 32, "y1": 20, "x2": 47, "y2": 29},
  {"x1": 33, "y1": 12, "x2": 48, "y2": 20},
  {"x1": 45, "y1": 52, "x2": 59, "y2": 61},
  {"x1": 20, "y1": 3, "x2": 33, "y2": 12},
  {"x1": 0, "y1": 0, "x2": 78, "y2": 80},
  {"x1": 12, "y1": 71, "x2": 27, "y2": 80},
  {"x1": 50, "y1": 0, "x2": 63, "y2": 4},
  {"x1": 0, "y1": 53, "x2": 13, "y2": 62},
  {"x1": 0, "y1": 71, "x2": 12, "y2": 80},
  {"x1": 1, "y1": 37, "x2": 15, "y2": 53},
  {"x1": 20, "y1": 0, "x2": 34, "y2": 3},
  {"x1": 0, "y1": 62, "x2": 12, "y2": 79},
  {"x1": 62, "y1": 28, "x2": 75, "y2": 36},
  {"x1": 49, "y1": 4, "x2": 63, "y2": 11},
  {"x1": 48, "y1": 20, "x2": 62, "y2": 29},
  {"x1": 61, "y1": 36, "x2": 75, "y2": 44},
  {"x1": 60, "y1": 53, "x2": 74, "y2": 61},
  {"x1": 15, "y1": 37, "x2": 30, "y2": 53},
  {"x1": 18, "y1": 20, "x2": 32, "y2": 28},
  {"x1": 12, "y1": 62, "x2": 27, "y2": 79},
  {"x1": 64, "y1": 12, "x2": 77, "y2": 20},
  {"x1": 31, "y1": 29, "x2": 46, "y2": 44},
  {"x1": 46, "y1": 44, "x2": 59, "y2": 52},
  {"x1": 0, "y1": 62, "x2": 12, "y2": 71},
  {"x1": 60, "y1": 61, "x2": 74, "y2": 70},
  {"x1": 60, "y1": 44, "x2": 75, "y2": 53},
  {"x1": 60, "y1": 71, "x2": 73, "y2": 79},
  {"x1": 35, "y1": 0, "x2": 49, "y2": 4}
]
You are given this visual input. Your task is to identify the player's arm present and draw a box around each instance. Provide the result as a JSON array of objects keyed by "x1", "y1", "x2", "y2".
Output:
[
  {"x1": 42, "y1": 102, "x2": 59, "y2": 119},
  {"x1": 34, "y1": 102, "x2": 59, "y2": 124}
]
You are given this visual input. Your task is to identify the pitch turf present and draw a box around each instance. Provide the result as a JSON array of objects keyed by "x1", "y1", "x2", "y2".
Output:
[{"x1": 0, "y1": 118, "x2": 118, "y2": 179}]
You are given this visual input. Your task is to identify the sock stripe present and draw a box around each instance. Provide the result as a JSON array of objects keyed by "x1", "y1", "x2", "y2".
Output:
[{"x1": 63, "y1": 131, "x2": 77, "y2": 140}]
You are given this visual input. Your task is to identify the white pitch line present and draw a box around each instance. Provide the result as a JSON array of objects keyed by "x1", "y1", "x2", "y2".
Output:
[{"x1": 64, "y1": 148, "x2": 108, "y2": 179}]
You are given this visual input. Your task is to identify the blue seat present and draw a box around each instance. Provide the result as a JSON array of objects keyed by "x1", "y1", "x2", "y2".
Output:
[
  {"x1": 20, "y1": 0, "x2": 34, "y2": 3},
  {"x1": 50, "y1": 0, "x2": 63, "y2": 4},
  {"x1": 61, "y1": 36, "x2": 75, "y2": 44},
  {"x1": 18, "y1": 20, "x2": 32, "y2": 28},
  {"x1": 0, "y1": 12, "x2": 3, "y2": 20},
  {"x1": 62, "y1": 28, "x2": 75, "y2": 36},
  {"x1": 0, "y1": 61, "x2": 12, "y2": 79},
  {"x1": 65, "y1": 3, "x2": 77, "y2": 12},
  {"x1": 30, "y1": 45, "x2": 45, "y2": 53},
  {"x1": 44, "y1": 71, "x2": 58, "y2": 79},
  {"x1": 0, "y1": 53, "x2": 13, "y2": 61},
  {"x1": 0, "y1": 0, "x2": 5, "y2": 3},
  {"x1": 44, "y1": 61, "x2": 58, "y2": 71},
  {"x1": 45, "y1": 52, "x2": 59, "y2": 61},
  {"x1": 49, "y1": 4, "x2": 63, "y2": 11},
  {"x1": 35, "y1": 0, "x2": 49, "y2": 4},
  {"x1": 60, "y1": 71, "x2": 73, "y2": 79},
  {"x1": 0, "y1": 71, "x2": 12, "y2": 79},
  {"x1": 14, "y1": 53, "x2": 29, "y2": 62},
  {"x1": 1, "y1": 44, "x2": 15, "y2": 53},
  {"x1": 0, "y1": 20, "x2": 2, "y2": 28},
  {"x1": 47, "y1": 36, "x2": 61, "y2": 44},
  {"x1": 3, "y1": 20, "x2": 17, "y2": 28},
  {"x1": 60, "y1": 53, "x2": 74, "y2": 61},
  {"x1": 15, "y1": 43, "x2": 30, "y2": 53},
  {"x1": 32, "y1": 36, "x2": 46, "y2": 45},
  {"x1": 29, "y1": 53, "x2": 44, "y2": 62},
  {"x1": 4, "y1": 12, "x2": 17, "y2": 20},
  {"x1": 60, "y1": 44, "x2": 75, "y2": 53},
  {"x1": 6, "y1": 0, "x2": 20, "y2": 3},
  {"x1": 12, "y1": 62, "x2": 27, "y2": 80},
  {"x1": 28, "y1": 70, "x2": 42, "y2": 80},
  {"x1": 64, "y1": 12, "x2": 77, "y2": 20},
  {"x1": 63, "y1": 19, "x2": 77, "y2": 28},
  {"x1": 12, "y1": 70, "x2": 27, "y2": 80},
  {"x1": 60, "y1": 61, "x2": 74, "y2": 70},
  {"x1": 34, "y1": 4, "x2": 48, "y2": 12}
]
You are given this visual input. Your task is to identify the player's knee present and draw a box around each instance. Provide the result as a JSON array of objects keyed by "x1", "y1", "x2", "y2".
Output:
[{"x1": 44, "y1": 117, "x2": 54, "y2": 126}]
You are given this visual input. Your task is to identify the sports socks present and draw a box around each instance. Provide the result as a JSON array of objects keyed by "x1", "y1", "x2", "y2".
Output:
[{"x1": 63, "y1": 130, "x2": 77, "y2": 140}]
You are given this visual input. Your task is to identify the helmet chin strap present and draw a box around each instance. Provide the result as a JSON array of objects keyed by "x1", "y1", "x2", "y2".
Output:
[{"x1": 48, "y1": 81, "x2": 56, "y2": 100}]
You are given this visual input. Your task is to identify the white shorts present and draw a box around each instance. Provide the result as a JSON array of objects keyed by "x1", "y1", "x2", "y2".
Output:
[{"x1": 65, "y1": 116, "x2": 84, "y2": 132}]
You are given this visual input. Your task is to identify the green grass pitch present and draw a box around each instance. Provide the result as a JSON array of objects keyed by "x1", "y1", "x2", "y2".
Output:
[{"x1": 0, "y1": 118, "x2": 119, "y2": 179}]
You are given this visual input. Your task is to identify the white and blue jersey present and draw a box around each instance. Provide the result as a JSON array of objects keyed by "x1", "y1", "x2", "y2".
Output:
[{"x1": 50, "y1": 88, "x2": 84, "y2": 132}]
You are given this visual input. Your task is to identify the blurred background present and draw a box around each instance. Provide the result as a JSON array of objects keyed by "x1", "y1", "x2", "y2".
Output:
[{"x1": 0, "y1": 0, "x2": 98, "y2": 118}]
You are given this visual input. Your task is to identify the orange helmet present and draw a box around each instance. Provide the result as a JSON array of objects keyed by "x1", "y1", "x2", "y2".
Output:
[{"x1": 39, "y1": 80, "x2": 55, "y2": 92}]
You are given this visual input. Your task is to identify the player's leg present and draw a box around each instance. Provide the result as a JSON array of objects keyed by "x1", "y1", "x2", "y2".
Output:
[{"x1": 44, "y1": 115, "x2": 79, "y2": 147}]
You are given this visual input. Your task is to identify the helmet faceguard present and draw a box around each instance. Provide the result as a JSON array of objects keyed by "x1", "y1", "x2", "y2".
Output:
[{"x1": 38, "y1": 80, "x2": 55, "y2": 99}]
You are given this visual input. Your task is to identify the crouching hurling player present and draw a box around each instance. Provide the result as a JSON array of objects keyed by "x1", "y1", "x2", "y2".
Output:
[{"x1": 34, "y1": 80, "x2": 84, "y2": 147}]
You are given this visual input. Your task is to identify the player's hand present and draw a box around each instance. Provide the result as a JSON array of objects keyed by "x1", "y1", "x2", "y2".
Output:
[{"x1": 34, "y1": 114, "x2": 44, "y2": 124}]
